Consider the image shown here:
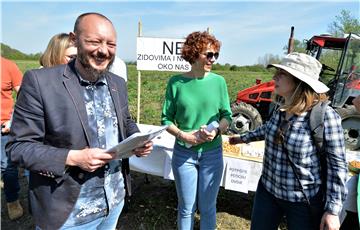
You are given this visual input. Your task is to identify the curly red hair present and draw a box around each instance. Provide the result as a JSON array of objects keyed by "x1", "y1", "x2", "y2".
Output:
[{"x1": 181, "y1": 31, "x2": 221, "y2": 64}]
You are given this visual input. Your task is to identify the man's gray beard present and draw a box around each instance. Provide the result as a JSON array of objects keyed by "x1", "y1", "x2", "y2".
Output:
[{"x1": 78, "y1": 52, "x2": 114, "y2": 82}]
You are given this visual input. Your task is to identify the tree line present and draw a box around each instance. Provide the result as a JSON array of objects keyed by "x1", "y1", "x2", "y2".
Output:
[
  {"x1": 1, "y1": 43, "x2": 41, "y2": 60},
  {"x1": 0, "y1": 43, "x2": 268, "y2": 72}
]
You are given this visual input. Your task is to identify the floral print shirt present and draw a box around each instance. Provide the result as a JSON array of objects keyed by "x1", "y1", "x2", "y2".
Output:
[{"x1": 63, "y1": 74, "x2": 125, "y2": 226}]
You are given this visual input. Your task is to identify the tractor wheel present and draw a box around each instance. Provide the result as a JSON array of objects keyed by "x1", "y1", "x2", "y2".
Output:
[
  {"x1": 228, "y1": 102, "x2": 263, "y2": 134},
  {"x1": 336, "y1": 106, "x2": 360, "y2": 150}
]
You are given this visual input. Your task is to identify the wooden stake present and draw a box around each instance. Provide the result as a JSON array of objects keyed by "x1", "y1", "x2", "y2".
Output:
[{"x1": 137, "y1": 20, "x2": 142, "y2": 124}]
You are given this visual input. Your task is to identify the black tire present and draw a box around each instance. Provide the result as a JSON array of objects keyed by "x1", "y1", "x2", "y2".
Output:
[{"x1": 228, "y1": 102, "x2": 263, "y2": 134}]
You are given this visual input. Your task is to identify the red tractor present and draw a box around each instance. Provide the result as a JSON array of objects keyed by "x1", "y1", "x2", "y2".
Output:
[{"x1": 229, "y1": 31, "x2": 360, "y2": 150}]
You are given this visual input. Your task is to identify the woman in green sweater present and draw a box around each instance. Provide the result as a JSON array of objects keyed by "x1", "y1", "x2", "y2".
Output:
[{"x1": 161, "y1": 31, "x2": 232, "y2": 230}]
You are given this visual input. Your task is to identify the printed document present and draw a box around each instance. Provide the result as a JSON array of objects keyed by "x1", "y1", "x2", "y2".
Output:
[{"x1": 106, "y1": 125, "x2": 169, "y2": 159}]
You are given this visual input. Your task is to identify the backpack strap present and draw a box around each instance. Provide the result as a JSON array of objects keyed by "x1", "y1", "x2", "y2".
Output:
[
  {"x1": 309, "y1": 100, "x2": 330, "y2": 200},
  {"x1": 309, "y1": 100, "x2": 330, "y2": 154}
]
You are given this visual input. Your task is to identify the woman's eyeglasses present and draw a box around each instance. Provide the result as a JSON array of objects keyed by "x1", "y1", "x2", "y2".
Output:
[
  {"x1": 274, "y1": 119, "x2": 290, "y2": 144},
  {"x1": 202, "y1": 52, "x2": 219, "y2": 60}
]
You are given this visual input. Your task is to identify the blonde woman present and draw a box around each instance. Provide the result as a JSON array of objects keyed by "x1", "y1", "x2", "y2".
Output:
[
  {"x1": 40, "y1": 33, "x2": 77, "y2": 67},
  {"x1": 230, "y1": 53, "x2": 347, "y2": 230}
]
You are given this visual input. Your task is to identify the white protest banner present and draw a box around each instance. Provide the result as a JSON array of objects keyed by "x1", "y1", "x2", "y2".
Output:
[
  {"x1": 224, "y1": 159, "x2": 250, "y2": 193},
  {"x1": 137, "y1": 37, "x2": 191, "y2": 72}
]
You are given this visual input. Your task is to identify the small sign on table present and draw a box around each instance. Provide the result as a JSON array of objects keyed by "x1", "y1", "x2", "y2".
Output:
[{"x1": 224, "y1": 159, "x2": 251, "y2": 193}]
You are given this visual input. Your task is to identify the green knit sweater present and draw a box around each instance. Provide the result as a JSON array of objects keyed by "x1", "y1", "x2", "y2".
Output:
[{"x1": 161, "y1": 72, "x2": 232, "y2": 152}]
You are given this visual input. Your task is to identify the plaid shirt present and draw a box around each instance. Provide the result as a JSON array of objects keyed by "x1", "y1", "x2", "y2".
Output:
[{"x1": 240, "y1": 106, "x2": 347, "y2": 215}]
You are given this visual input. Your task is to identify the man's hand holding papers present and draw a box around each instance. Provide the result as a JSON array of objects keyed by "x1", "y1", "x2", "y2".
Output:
[
  {"x1": 133, "y1": 141, "x2": 153, "y2": 157},
  {"x1": 105, "y1": 125, "x2": 168, "y2": 159}
]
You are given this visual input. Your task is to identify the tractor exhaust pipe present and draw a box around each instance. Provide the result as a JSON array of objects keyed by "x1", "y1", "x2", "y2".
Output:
[{"x1": 288, "y1": 26, "x2": 295, "y2": 54}]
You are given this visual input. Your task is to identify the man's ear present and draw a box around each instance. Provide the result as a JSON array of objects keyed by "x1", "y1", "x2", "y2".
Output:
[{"x1": 69, "y1": 32, "x2": 77, "y2": 47}]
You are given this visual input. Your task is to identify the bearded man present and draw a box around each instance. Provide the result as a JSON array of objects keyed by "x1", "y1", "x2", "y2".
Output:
[{"x1": 6, "y1": 12, "x2": 153, "y2": 230}]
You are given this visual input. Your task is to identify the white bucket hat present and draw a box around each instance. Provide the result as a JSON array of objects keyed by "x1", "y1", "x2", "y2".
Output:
[{"x1": 268, "y1": 52, "x2": 329, "y2": 93}]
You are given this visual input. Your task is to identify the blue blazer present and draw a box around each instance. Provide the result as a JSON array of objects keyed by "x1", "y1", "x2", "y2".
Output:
[{"x1": 6, "y1": 60, "x2": 139, "y2": 229}]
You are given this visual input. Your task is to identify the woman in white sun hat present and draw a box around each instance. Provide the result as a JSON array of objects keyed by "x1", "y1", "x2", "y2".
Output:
[{"x1": 230, "y1": 52, "x2": 347, "y2": 230}]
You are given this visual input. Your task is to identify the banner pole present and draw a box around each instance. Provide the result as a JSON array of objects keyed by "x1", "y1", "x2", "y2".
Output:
[{"x1": 137, "y1": 20, "x2": 142, "y2": 124}]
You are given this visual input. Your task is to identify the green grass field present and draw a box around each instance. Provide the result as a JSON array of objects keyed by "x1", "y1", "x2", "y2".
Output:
[{"x1": 14, "y1": 60, "x2": 273, "y2": 125}]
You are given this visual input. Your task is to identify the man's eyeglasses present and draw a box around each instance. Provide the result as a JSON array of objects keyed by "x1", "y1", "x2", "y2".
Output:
[
  {"x1": 274, "y1": 119, "x2": 290, "y2": 144},
  {"x1": 202, "y1": 52, "x2": 219, "y2": 60}
]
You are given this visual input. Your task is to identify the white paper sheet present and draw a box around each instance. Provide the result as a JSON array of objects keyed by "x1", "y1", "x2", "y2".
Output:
[
  {"x1": 106, "y1": 125, "x2": 168, "y2": 159},
  {"x1": 224, "y1": 159, "x2": 251, "y2": 193}
]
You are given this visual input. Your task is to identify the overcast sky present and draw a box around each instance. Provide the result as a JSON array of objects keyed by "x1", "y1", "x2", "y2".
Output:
[{"x1": 1, "y1": 0, "x2": 359, "y2": 66}]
